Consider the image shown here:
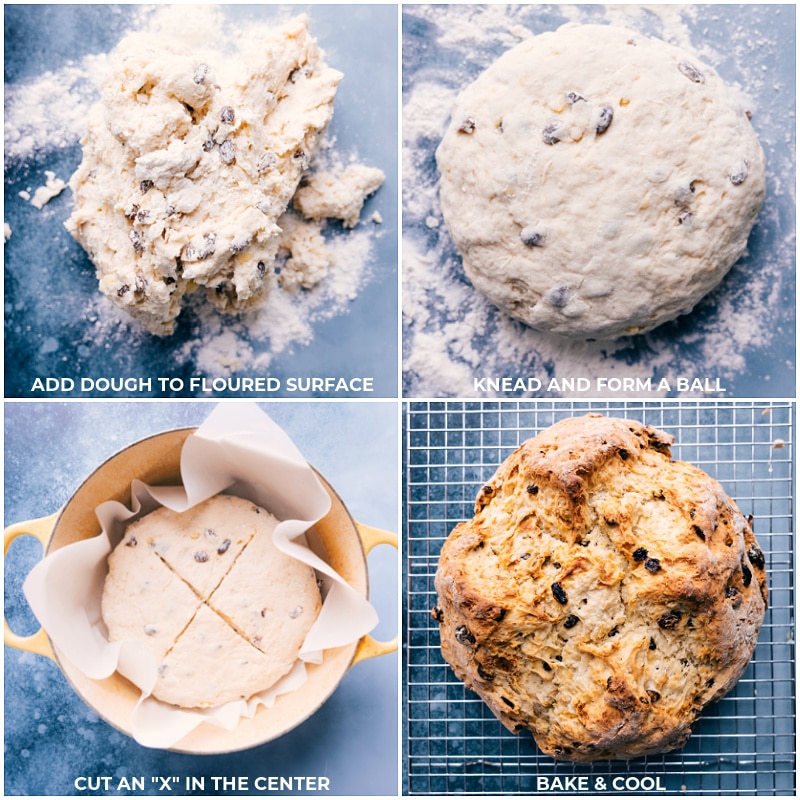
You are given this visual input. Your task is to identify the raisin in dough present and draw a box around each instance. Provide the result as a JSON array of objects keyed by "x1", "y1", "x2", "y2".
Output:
[
  {"x1": 66, "y1": 15, "x2": 341, "y2": 335},
  {"x1": 102, "y1": 495, "x2": 321, "y2": 709},
  {"x1": 436, "y1": 24, "x2": 766, "y2": 339},
  {"x1": 128, "y1": 495, "x2": 257, "y2": 597},
  {"x1": 209, "y1": 508, "x2": 321, "y2": 656},
  {"x1": 433, "y1": 415, "x2": 768, "y2": 761},
  {"x1": 102, "y1": 544, "x2": 203, "y2": 665}
]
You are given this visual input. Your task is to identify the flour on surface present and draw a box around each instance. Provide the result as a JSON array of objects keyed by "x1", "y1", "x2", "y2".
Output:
[
  {"x1": 175, "y1": 225, "x2": 380, "y2": 377},
  {"x1": 4, "y1": 55, "x2": 108, "y2": 160}
]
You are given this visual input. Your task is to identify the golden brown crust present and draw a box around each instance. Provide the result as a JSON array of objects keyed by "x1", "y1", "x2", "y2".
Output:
[{"x1": 433, "y1": 415, "x2": 767, "y2": 761}]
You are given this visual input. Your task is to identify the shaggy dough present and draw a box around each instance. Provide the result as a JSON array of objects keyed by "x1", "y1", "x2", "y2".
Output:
[
  {"x1": 294, "y1": 164, "x2": 385, "y2": 228},
  {"x1": 433, "y1": 415, "x2": 768, "y2": 761},
  {"x1": 276, "y1": 213, "x2": 333, "y2": 292},
  {"x1": 102, "y1": 495, "x2": 321, "y2": 709},
  {"x1": 279, "y1": 165, "x2": 385, "y2": 291},
  {"x1": 66, "y1": 15, "x2": 342, "y2": 335},
  {"x1": 436, "y1": 24, "x2": 766, "y2": 339}
]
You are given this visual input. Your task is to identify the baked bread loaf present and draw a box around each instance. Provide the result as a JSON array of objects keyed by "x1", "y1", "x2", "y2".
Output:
[
  {"x1": 102, "y1": 494, "x2": 321, "y2": 708},
  {"x1": 433, "y1": 415, "x2": 767, "y2": 761}
]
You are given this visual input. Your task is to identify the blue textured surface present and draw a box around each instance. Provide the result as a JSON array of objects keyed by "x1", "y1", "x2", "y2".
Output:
[
  {"x1": 4, "y1": 4, "x2": 398, "y2": 399},
  {"x1": 4, "y1": 401, "x2": 399, "y2": 795}
]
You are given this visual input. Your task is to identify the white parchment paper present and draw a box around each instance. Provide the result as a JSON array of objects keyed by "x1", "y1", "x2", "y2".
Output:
[{"x1": 23, "y1": 402, "x2": 379, "y2": 748}]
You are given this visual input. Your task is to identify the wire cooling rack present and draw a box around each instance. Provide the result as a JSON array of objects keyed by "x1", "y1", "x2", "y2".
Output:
[{"x1": 403, "y1": 401, "x2": 795, "y2": 796}]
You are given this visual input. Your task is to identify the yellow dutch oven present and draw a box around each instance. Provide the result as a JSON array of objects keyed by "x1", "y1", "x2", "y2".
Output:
[{"x1": 4, "y1": 427, "x2": 397, "y2": 754}]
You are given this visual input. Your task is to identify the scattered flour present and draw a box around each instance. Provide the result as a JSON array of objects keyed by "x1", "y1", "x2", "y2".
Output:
[
  {"x1": 65, "y1": 216, "x2": 382, "y2": 379},
  {"x1": 176, "y1": 224, "x2": 378, "y2": 377},
  {"x1": 402, "y1": 4, "x2": 795, "y2": 398},
  {"x1": 4, "y1": 56, "x2": 109, "y2": 160}
]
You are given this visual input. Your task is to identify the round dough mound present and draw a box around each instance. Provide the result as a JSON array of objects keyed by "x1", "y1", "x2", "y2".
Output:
[
  {"x1": 433, "y1": 415, "x2": 768, "y2": 761},
  {"x1": 436, "y1": 24, "x2": 766, "y2": 339},
  {"x1": 102, "y1": 494, "x2": 321, "y2": 709}
]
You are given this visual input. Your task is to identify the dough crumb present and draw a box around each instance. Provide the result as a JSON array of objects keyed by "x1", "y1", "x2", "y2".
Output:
[
  {"x1": 4, "y1": 222, "x2": 11, "y2": 241},
  {"x1": 30, "y1": 170, "x2": 67, "y2": 209},
  {"x1": 294, "y1": 164, "x2": 384, "y2": 228},
  {"x1": 277, "y1": 213, "x2": 333, "y2": 293}
]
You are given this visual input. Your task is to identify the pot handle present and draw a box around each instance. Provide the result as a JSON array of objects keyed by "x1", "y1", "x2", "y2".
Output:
[
  {"x1": 4, "y1": 514, "x2": 57, "y2": 661},
  {"x1": 352, "y1": 522, "x2": 398, "y2": 664}
]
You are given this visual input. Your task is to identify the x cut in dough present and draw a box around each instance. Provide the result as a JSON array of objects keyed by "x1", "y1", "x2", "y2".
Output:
[{"x1": 101, "y1": 494, "x2": 321, "y2": 709}]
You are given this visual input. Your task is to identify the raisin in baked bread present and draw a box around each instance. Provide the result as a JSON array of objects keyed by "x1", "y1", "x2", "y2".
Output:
[
  {"x1": 102, "y1": 494, "x2": 321, "y2": 708},
  {"x1": 433, "y1": 415, "x2": 767, "y2": 761}
]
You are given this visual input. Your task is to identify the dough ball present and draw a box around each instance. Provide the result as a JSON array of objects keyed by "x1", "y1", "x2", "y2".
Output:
[
  {"x1": 433, "y1": 415, "x2": 767, "y2": 761},
  {"x1": 102, "y1": 494, "x2": 321, "y2": 709},
  {"x1": 436, "y1": 24, "x2": 766, "y2": 339}
]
